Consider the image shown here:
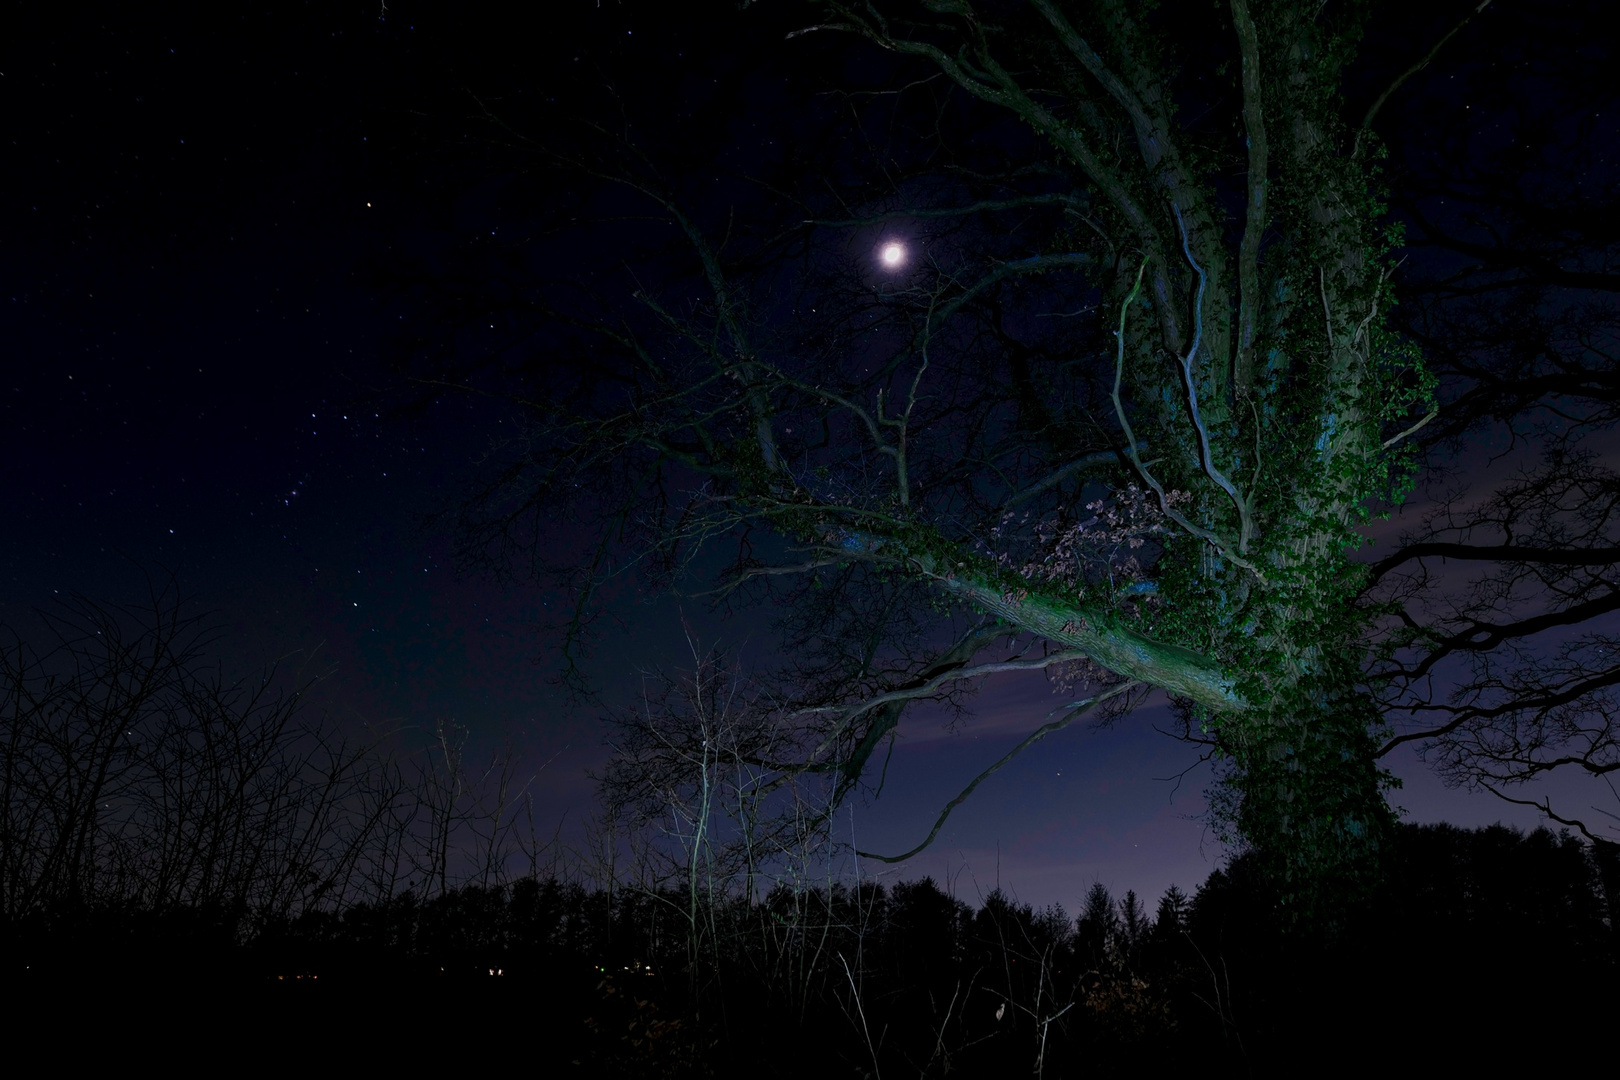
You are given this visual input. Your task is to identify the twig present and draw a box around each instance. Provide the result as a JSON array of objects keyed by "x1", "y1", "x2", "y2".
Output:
[
  {"x1": 1382, "y1": 407, "x2": 1439, "y2": 449},
  {"x1": 838, "y1": 951, "x2": 882, "y2": 1080},
  {"x1": 856, "y1": 681, "x2": 1139, "y2": 862}
]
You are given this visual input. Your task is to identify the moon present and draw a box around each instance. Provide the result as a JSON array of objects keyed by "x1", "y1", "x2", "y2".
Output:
[{"x1": 880, "y1": 241, "x2": 906, "y2": 268}]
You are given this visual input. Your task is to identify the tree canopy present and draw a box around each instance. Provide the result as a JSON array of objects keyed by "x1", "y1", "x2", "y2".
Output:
[{"x1": 383, "y1": 0, "x2": 1617, "y2": 916}]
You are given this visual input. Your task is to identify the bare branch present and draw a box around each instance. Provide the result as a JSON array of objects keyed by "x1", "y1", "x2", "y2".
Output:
[
  {"x1": 856, "y1": 681, "x2": 1140, "y2": 862},
  {"x1": 808, "y1": 192, "x2": 1091, "y2": 227},
  {"x1": 1109, "y1": 256, "x2": 1265, "y2": 580},
  {"x1": 1357, "y1": 0, "x2": 1496, "y2": 155}
]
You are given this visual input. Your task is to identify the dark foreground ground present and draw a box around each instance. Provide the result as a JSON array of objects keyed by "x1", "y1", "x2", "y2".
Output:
[{"x1": 8, "y1": 824, "x2": 1617, "y2": 1076}]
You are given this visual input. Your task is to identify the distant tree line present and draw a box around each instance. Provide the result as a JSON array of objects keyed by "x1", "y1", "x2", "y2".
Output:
[
  {"x1": 5, "y1": 587, "x2": 1615, "y2": 1074},
  {"x1": 238, "y1": 824, "x2": 1609, "y2": 1077}
]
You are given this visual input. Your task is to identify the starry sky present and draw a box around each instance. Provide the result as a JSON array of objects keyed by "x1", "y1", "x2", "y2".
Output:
[{"x1": 2, "y1": 1, "x2": 1604, "y2": 911}]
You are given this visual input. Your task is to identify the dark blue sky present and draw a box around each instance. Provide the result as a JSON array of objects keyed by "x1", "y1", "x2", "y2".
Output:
[{"x1": 2, "y1": 1, "x2": 1605, "y2": 910}]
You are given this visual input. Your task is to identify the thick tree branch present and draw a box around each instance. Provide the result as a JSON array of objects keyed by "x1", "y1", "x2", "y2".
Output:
[
  {"x1": 1229, "y1": 0, "x2": 1269, "y2": 397},
  {"x1": 1172, "y1": 203, "x2": 1257, "y2": 551},
  {"x1": 923, "y1": 569, "x2": 1244, "y2": 711},
  {"x1": 1109, "y1": 258, "x2": 1265, "y2": 580},
  {"x1": 1356, "y1": 0, "x2": 1495, "y2": 155},
  {"x1": 1370, "y1": 542, "x2": 1620, "y2": 582}
]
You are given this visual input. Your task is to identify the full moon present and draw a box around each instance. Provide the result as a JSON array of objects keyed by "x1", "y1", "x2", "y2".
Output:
[{"x1": 880, "y1": 242, "x2": 906, "y2": 267}]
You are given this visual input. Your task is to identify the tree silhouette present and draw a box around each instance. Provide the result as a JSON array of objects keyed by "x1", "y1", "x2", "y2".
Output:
[
  {"x1": 1361, "y1": 0, "x2": 1620, "y2": 842},
  {"x1": 384, "y1": 1, "x2": 1620, "y2": 913},
  {"x1": 0, "y1": 582, "x2": 402, "y2": 923}
]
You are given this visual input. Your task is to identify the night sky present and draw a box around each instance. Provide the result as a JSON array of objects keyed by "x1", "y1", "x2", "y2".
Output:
[{"x1": 2, "y1": 2, "x2": 1606, "y2": 911}]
